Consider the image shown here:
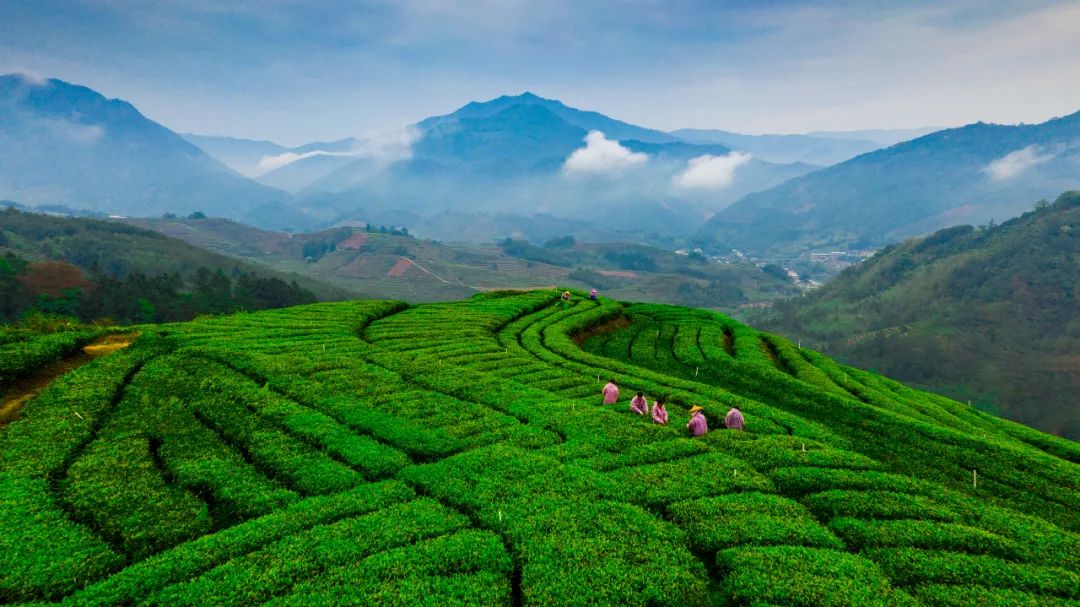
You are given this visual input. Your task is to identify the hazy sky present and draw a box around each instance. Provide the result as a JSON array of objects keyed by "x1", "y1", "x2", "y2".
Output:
[{"x1": 3, "y1": 0, "x2": 1079, "y2": 145}]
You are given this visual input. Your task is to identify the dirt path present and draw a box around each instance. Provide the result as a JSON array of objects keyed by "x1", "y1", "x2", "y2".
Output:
[{"x1": 0, "y1": 333, "x2": 136, "y2": 425}]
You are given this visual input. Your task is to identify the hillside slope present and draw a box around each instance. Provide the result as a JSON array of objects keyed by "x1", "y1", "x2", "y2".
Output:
[
  {"x1": 0, "y1": 210, "x2": 348, "y2": 323},
  {"x1": 0, "y1": 75, "x2": 300, "y2": 228},
  {"x1": 758, "y1": 191, "x2": 1080, "y2": 439},
  {"x1": 123, "y1": 216, "x2": 798, "y2": 308},
  {"x1": 701, "y1": 109, "x2": 1080, "y2": 256},
  {"x1": 0, "y1": 291, "x2": 1076, "y2": 605}
]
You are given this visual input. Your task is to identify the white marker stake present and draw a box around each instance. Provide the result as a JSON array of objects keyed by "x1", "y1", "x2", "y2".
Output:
[
  {"x1": 973, "y1": 469, "x2": 978, "y2": 489},
  {"x1": 801, "y1": 443, "x2": 806, "y2": 452},
  {"x1": 695, "y1": 366, "x2": 699, "y2": 377},
  {"x1": 733, "y1": 468, "x2": 738, "y2": 477}
]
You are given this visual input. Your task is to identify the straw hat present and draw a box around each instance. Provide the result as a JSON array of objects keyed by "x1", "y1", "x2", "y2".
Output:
[{"x1": 689, "y1": 405, "x2": 704, "y2": 413}]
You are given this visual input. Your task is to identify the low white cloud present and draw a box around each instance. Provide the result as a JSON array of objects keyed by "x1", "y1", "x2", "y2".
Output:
[
  {"x1": 256, "y1": 150, "x2": 356, "y2": 173},
  {"x1": 672, "y1": 152, "x2": 751, "y2": 189},
  {"x1": 255, "y1": 126, "x2": 420, "y2": 175},
  {"x1": 563, "y1": 130, "x2": 647, "y2": 174},
  {"x1": 983, "y1": 145, "x2": 1055, "y2": 180},
  {"x1": 36, "y1": 117, "x2": 105, "y2": 144}
]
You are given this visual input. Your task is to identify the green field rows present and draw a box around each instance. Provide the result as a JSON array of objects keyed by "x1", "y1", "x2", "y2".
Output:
[{"x1": 0, "y1": 291, "x2": 1077, "y2": 605}]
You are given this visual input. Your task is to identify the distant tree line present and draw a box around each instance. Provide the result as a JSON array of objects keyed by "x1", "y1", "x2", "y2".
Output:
[{"x1": 0, "y1": 252, "x2": 316, "y2": 325}]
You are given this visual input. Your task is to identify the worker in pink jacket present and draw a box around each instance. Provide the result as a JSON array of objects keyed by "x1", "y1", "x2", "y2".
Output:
[
  {"x1": 602, "y1": 379, "x2": 619, "y2": 405},
  {"x1": 651, "y1": 397, "x2": 668, "y2": 425},
  {"x1": 630, "y1": 391, "x2": 648, "y2": 415},
  {"x1": 725, "y1": 407, "x2": 745, "y2": 431},
  {"x1": 687, "y1": 405, "x2": 708, "y2": 437}
]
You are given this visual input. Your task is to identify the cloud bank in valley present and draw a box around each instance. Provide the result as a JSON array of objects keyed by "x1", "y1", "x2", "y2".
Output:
[
  {"x1": 255, "y1": 126, "x2": 420, "y2": 175},
  {"x1": 983, "y1": 145, "x2": 1055, "y2": 180},
  {"x1": 563, "y1": 130, "x2": 648, "y2": 174},
  {"x1": 672, "y1": 152, "x2": 750, "y2": 189}
]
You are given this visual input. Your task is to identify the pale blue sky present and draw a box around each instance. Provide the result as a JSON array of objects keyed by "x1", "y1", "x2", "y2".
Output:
[{"x1": 2, "y1": 0, "x2": 1078, "y2": 145}]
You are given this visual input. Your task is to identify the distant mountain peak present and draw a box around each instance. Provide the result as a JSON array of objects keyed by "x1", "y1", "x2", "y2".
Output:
[{"x1": 422, "y1": 91, "x2": 678, "y2": 145}]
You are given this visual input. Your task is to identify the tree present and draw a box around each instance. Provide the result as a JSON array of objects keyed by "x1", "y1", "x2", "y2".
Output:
[{"x1": 188, "y1": 211, "x2": 207, "y2": 219}]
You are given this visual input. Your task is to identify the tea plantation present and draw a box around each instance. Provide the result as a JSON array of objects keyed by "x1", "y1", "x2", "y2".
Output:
[{"x1": 1, "y1": 291, "x2": 1077, "y2": 606}]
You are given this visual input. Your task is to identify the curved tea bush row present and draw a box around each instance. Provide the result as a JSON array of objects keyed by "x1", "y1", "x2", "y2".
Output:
[{"x1": 0, "y1": 330, "x2": 101, "y2": 387}]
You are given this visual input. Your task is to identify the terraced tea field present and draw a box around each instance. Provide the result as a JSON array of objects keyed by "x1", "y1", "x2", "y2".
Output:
[{"x1": 1, "y1": 291, "x2": 1077, "y2": 606}]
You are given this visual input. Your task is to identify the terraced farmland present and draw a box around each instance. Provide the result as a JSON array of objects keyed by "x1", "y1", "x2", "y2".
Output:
[{"x1": 1, "y1": 291, "x2": 1078, "y2": 606}]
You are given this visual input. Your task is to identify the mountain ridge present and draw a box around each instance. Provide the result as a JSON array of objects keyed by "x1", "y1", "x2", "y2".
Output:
[{"x1": 700, "y1": 108, "x2": 1080, "y2": 256}]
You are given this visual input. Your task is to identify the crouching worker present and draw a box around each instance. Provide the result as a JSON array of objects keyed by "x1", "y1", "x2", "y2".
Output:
[
  {"x1": 630, "y1": 391, "x2": 648, "y2": 415},
  {"x1": 652, "y1": 396, "x2": 668, "y2": 425},
  {"x1": 725, "y1": 407, "x2": 745, "y2": 431},
  {"x1": 687, "y1": 405, "x2": 708, "y2": 437},
  {"x1": 602, "y1": 378, "x2": 619, "y2": 405}
]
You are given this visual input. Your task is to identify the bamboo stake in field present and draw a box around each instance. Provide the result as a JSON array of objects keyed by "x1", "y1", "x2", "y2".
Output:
[{"x1": 973, "y1": 469, "x2": 978, "y2": 489}]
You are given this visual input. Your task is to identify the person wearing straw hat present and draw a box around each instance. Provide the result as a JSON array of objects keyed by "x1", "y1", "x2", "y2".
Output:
[{"x1": 687, "y1": 405, "x2": 709, "y2": 437}]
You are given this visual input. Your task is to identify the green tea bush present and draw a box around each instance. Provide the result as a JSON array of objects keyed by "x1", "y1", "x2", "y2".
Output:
[
  {"x1": 668, "y1": 493, "x2": 843, "y2": 552},
  {"x1": 866, "y1": 548, "x2": 1079, "y2": 598},
  {"x1": 265, "y1": 530, "x2": 513, "y2": 607},
  {"x1": 64, "y1": 481, "x2": 413, "y2": 606},
  {"x1": 144, "y1": 499, "x2": 468, "y2": 606},
  {"x1": 829, "y1": 517, "x2": 1024, "y2": 560},
  {"x1": 802, "y1": 490, "x2": 962, "y2": 523},
  {"x1": 715, "y1": 546, "x2": 914, "y2": 607}
]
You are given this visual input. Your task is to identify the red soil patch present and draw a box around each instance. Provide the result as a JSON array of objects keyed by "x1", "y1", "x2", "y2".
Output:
[
  {"x1": 386, "y1": 258, "x2": 414, "y2": 277},
  {"x1": 337, "y1": 233, "x2": 369, "y2": 250}
]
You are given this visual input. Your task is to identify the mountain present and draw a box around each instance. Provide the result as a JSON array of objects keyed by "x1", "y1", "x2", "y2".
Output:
[
  {"x1": 419, "y1": 91, "x2": 680, "y2": 144},
  {"x1": 182, "y1": 134, "x2": 365, "y2": 177},
  {"x1": 671, "y1": 128, "x2": 885, "y2": 165},
  {"x1": 179, "y1": 134, "x2": 287, "y2": 176},
  {"x1": 757, "y1": 191, "x2": 1080, "y2": 439},
  {"x1": 302, "y1": 94, "x2": 816, "y2": 243},
  {"x1": 0, "y1": 208, "x2": 350, "y2": 324},
  {"x1": 0, "y1": 75, "x2": 299, "y2": 228},
  {"x1": 807, "y1": 126, "x2": 944, "y2": 146},
  {"x1": 700, "y1": 109, "x2": 1080, "y2": 256}
]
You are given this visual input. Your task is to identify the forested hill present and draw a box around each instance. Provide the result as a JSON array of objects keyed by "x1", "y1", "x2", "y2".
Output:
[
  {"x1": 0, "y1": 209, "x2": 348, "y2": 324},
  {"x1": 759, "y1": 191, "x2": 1080, "y2": 439}
]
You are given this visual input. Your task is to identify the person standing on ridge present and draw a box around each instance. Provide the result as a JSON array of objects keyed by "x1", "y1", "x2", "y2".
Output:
[
  {"x1": 602, "y1": 378, "x2": 619, "y2": 405},
  {"x1": 630, "y1": 391, "x2": 648, "y2": 415},
  {"x1": 652, "y1": 396, "x2": 668, "y2": 425},
  {"x1": 725, "y1": 407, "x2": 745, "y2": 431},
  {"x1": 561, "y1": 290, "x2": 571, "y2": 308},
  {"x1": 589, "y1": 288, "x2": 598, "y2": 301},
  {"x1": 687, "y1": 405, "x2": 708, "y2": 437}
]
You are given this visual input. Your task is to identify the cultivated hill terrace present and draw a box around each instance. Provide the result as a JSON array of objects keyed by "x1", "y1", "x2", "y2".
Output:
[{"x1": 1, "y1": 291, "x2": 1077, "y2": 606}]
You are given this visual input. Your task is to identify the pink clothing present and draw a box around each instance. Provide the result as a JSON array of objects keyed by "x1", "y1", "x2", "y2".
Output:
[
  {"x1": 687, "y1": 411, "x2": 708, "y2": 437},
  {"x1": 630, "y1": 396, "x2": 648, "y2": 415},
  {"x1": 589, "y1": 289, "x2": 598, "y2": 301},
  {"x1": 602, "y1": 383, "x2": 619, "y2": 405},
  {"x1": 651, "y1": 403, "x2": 668, "y2": 425},
  {"x1": 725, "y1": 408, "x2": 745, "y2": 431}
]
